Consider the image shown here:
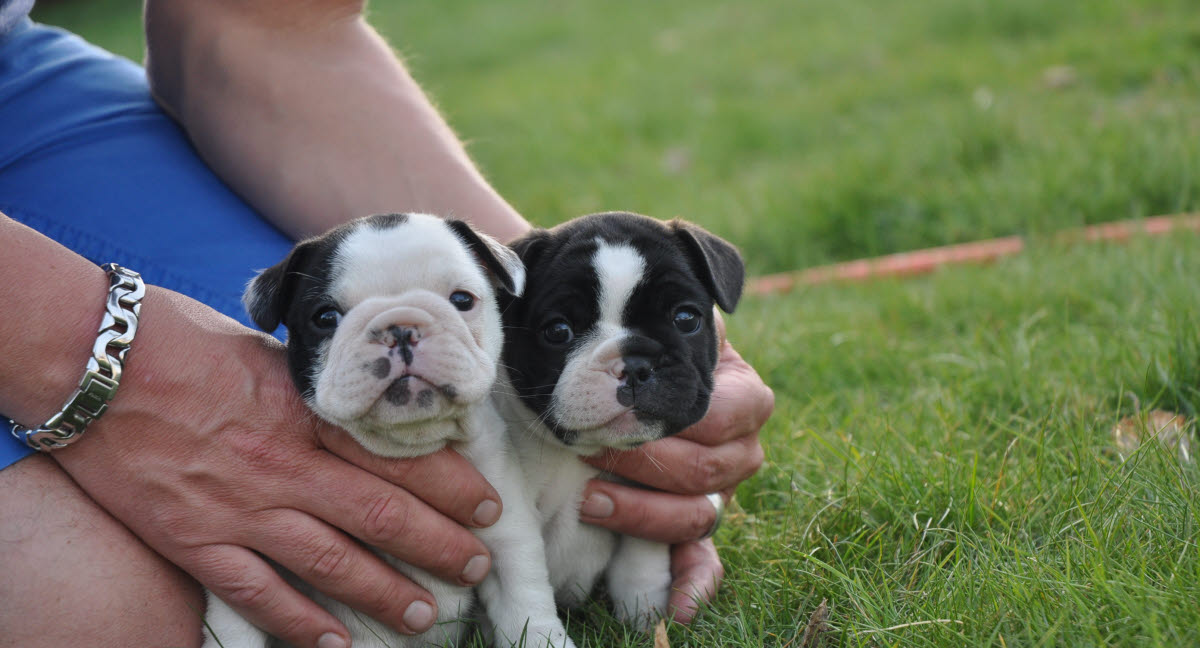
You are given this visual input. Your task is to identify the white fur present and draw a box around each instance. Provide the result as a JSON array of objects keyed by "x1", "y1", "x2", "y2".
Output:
[
  {"x1": 592, "y1": 240, "x2": 644, "y2": 326},
  {"x1": 495, "y1": 378, "x2": 672, "y2": 631},
  {"x1": 204, "y1": 214, "x2": 572, "y2": 648},
  {"x1": 333, "y1": 215, "x2": 504, "y2": 362}
]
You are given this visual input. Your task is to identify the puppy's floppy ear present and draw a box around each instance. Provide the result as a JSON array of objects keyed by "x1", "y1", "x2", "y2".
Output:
[
  {"x1": 507, "y1": 228, "x2": 552, "y2": 269},
  {"x1": 672, "y1": 220, "x2": 745, "y2": 313},
  {"x1": 446, "y1": 220, "x2": 527, "y2": 297},
  {"x1": 242, "y1": 241, "x2": 316, "y2": 332}
]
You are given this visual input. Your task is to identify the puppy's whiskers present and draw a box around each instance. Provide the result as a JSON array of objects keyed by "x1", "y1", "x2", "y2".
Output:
[{"x1": 634, "y1": 445, "x2": 669, "y2": 474}]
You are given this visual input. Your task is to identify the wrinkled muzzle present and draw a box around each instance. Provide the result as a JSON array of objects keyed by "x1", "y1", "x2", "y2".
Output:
[
  {"x1": 311, "y1": 292, "x2": 496, "y2": 431},
  {"x1": 550, "y1": 331, "x2": 705, "y2": 449}
]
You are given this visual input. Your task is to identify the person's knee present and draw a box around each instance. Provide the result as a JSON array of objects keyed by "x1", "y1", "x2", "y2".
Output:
[{"x1": 0, "y1": 455, "x2": 205, "y2": 647}]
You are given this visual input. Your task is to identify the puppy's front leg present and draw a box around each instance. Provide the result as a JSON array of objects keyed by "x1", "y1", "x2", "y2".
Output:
[
  {"x1": 468, "y1": 449, "x2": 574, "y2": 648},
  {"x1": 605, "y1": 535, "x2": 672, "y2": 632}
]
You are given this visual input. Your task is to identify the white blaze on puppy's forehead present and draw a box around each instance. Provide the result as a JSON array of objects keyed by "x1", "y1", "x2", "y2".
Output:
[
  {"x1": 592, "y1": 239, "x2": 646, "y2": 327},
  {"x1": 331, "y1": 214, "x2": 487, "y2": 306}
]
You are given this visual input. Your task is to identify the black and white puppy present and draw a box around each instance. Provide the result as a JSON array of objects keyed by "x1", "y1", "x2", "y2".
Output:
[
  {"x1": 496, "y1": 212, "x2": 744, "y2": 629},
  {"x1": 203, "y1": 213, "x2": 573, "y2": 648}
]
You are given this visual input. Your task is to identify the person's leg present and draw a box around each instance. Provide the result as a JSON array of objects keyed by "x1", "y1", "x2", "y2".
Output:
[
  {"x1": 0, "y1": 19, "x2": 294, "y2": 644},
  {"x1": 0, "y1": 456, "x2": 205, "y2": 648}
]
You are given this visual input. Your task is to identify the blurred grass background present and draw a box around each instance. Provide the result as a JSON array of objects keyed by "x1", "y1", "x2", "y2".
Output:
[
  {"x1": 35, "y1": 0, "x2": 1200, "y2": 275},
  {"x1": 30, "y1": 1, "x2": 1200, "y2": 646}
]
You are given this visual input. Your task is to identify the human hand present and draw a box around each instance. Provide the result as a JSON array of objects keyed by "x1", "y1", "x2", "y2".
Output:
[
  {"x1": 50, "y1": 288, "x2": 501, "y2": 648},
  {"x1": 580, "y1": 314, "x2": 773, "y2": 622}
]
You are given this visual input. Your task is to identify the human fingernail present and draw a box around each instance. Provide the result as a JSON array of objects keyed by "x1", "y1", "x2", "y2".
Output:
[
  {"x1": 472, "y1": 499, "x2": 501, "y2": 526},
  {"x1": 461, "y1": 553, "x2": 490, "y2": 584},
  {"x1": 580, "y1": 492, "x2": 614, "y2": 518},
  {"x1": 403, "y1": 600, "x2": 436, "y2": 633},
  {"x1": 316, "y1": 632, "x2": 348, "y2": 648}
]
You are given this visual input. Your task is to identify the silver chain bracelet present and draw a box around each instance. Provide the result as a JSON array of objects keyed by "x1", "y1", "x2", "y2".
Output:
[{"x1": 11, "y1": 263, "x2": 145, "y2": 451}]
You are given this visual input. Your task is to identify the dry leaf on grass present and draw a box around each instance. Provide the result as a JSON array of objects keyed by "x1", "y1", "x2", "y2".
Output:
[
  {"x1": 799, "y1": 599, "x2": 830, "y2": 648},
  {"x1": 1113, "y1": 409, "x2": 1194, "y2": 463},
  {"x1": 654, "y1": 620, "x2": 670, "y2": 648}
]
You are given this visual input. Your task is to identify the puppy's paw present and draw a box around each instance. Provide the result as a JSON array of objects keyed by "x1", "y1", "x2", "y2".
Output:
[
  {"x1": 609, "y1": 584, "x2": 670, "y2": 632},
  {"x1": 605, "y1": 537, "x2": 672, "y2": 631},
  {"x1": 503, "y1": 623, "x2": 575, "y2": 648},
  {"x1": 554, "y1": 582, "x2": 592, "y2": 610}
]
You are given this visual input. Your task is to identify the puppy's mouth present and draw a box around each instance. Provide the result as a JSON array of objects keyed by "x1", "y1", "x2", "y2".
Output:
[
  {"x1": 553, "y1": 409, "x2": 664, "y2": 451},
  {"x1": 380, "y1": 374, "x2": 459, "y2": 409}
]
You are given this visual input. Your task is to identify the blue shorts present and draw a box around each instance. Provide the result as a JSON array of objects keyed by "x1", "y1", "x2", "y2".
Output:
[{"x1": 0, "y1": 19, "x2": 295, "y2": 468}]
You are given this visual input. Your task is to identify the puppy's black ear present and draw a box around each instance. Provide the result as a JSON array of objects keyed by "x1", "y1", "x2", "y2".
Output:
[
  {"x1": 672, "y1": 221, "x2": 745, "y2": 313},
  {"x1": 507, "y1": 228, "x2": 552, "y2": 269},
  {"x1": 242, "y1": 241, "x2": 315, "y2": 332},
  {"x1": 446, "y1": 220, "x2": 527, "y2": 296},
  {"x1": 500, "y1": 229, "x2": 552, "y2": 313}
]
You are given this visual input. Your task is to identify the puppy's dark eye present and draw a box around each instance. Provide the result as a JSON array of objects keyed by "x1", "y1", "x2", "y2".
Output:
[
  {"x1": 449, "y1": 291, "x2": 476, "y2": 312},
  {"x1": 542, "y1": 319, "x2": 575, "y2": 346},
  {"x1": 312, "y1": 307, "x2": 342, "y2": 330},
  {"x1": 672, "y1": 307, "x2": 702, "y2": 334}
]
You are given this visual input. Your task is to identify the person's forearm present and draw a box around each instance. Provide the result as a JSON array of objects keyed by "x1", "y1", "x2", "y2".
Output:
[
  {"x1": 144, "y1": 0, "x2": 531, "y2": 242},
  {"x1": 0, "y1": 214, "x2": 272, "y2": 440},
  {"x1": 1, "y1": 217, "x2": 116, "y2": 424}
]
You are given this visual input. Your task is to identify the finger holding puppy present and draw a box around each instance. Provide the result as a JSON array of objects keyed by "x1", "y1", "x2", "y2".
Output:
[
  {"x1": 667, "y1": 539, "x2": 725, "y2": 624},
  {"x1": 579, "y1": 480, "x2": 723, "y2": 544},
  {"x1": 585, "y1": 434, "x2": 762, "y2": 496},
  {"x1": 317, "y1": 426, "x2": 503, "y2": 528},
  {"x1": 227, "y1": 509, "x2": 445, "y2": 635},
  {"x1": 278, "y1": 443, "x2": 494, "y2": 586}
]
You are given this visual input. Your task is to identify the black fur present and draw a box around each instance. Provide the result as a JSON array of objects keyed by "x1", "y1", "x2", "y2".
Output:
[
  {"x1": 244, "y1": 223, "x2": 351, "y2": 398},
  {"x1": 501, "y1": 212, "x2": 745, "y2": 444}
]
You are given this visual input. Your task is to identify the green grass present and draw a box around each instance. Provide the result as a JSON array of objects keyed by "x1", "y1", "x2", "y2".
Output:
[
  {"x1": 720, "y1": 233, "x2": 1200, "y2": 647},
  {"x1": 30, "y1": 1, "x2": 1200, "y2": 646},
  {"x1": 34, "y1": 0, "x2": 1200, "y2": 275}
]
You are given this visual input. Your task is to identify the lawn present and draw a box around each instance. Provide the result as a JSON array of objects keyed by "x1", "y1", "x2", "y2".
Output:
[{"x1": 31, "y1": 1, "x2": 1200, "y2": 646}]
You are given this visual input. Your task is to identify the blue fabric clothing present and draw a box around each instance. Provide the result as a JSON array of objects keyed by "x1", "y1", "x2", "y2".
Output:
[{"x1": 0, "y1": 19, "x2": 296, "y2": 467}]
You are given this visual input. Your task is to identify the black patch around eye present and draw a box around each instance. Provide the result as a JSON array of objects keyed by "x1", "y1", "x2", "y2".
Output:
[
  {"x1": 449, "y1": 290, "x2": 476, "y2": 311},
  {"x1": 542, "y1": 319, "x2": 574, "y2": 346},
  {"x1": 312, "y1": 306, "x2": 342, "y2": 331},
  {"x1": 672, "y1": 306, "x2": 702, "y2": 334}
]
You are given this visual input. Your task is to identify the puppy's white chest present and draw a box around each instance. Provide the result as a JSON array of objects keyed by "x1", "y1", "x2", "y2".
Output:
[{"x1": 503, "y1": 410, "x2": 615, "y2": 602}]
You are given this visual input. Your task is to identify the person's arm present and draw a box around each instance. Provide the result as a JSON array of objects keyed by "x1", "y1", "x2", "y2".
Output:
[
  {"x1": 0, "y1": 215, "x2": 502, "y2": 648},
  {"x1": 144, "y1": 0, "x2": 529, "y2": 242}
]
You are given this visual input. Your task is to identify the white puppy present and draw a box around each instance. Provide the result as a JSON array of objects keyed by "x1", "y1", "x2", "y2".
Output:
[{"x1": 204, "y1": 213, "x2": 573, "y2": 648}]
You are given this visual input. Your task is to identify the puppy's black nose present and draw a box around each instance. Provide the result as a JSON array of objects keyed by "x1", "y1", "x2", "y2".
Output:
[
  {"x1": 622, "y1": 356, "x2": 654, "y2": 386},
  {"x1": 616, "y1": 355, "x2": 655, "y2": 407},
  {"x1": 386, "y1": 325, "x2": 419, "y2": 364}
]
